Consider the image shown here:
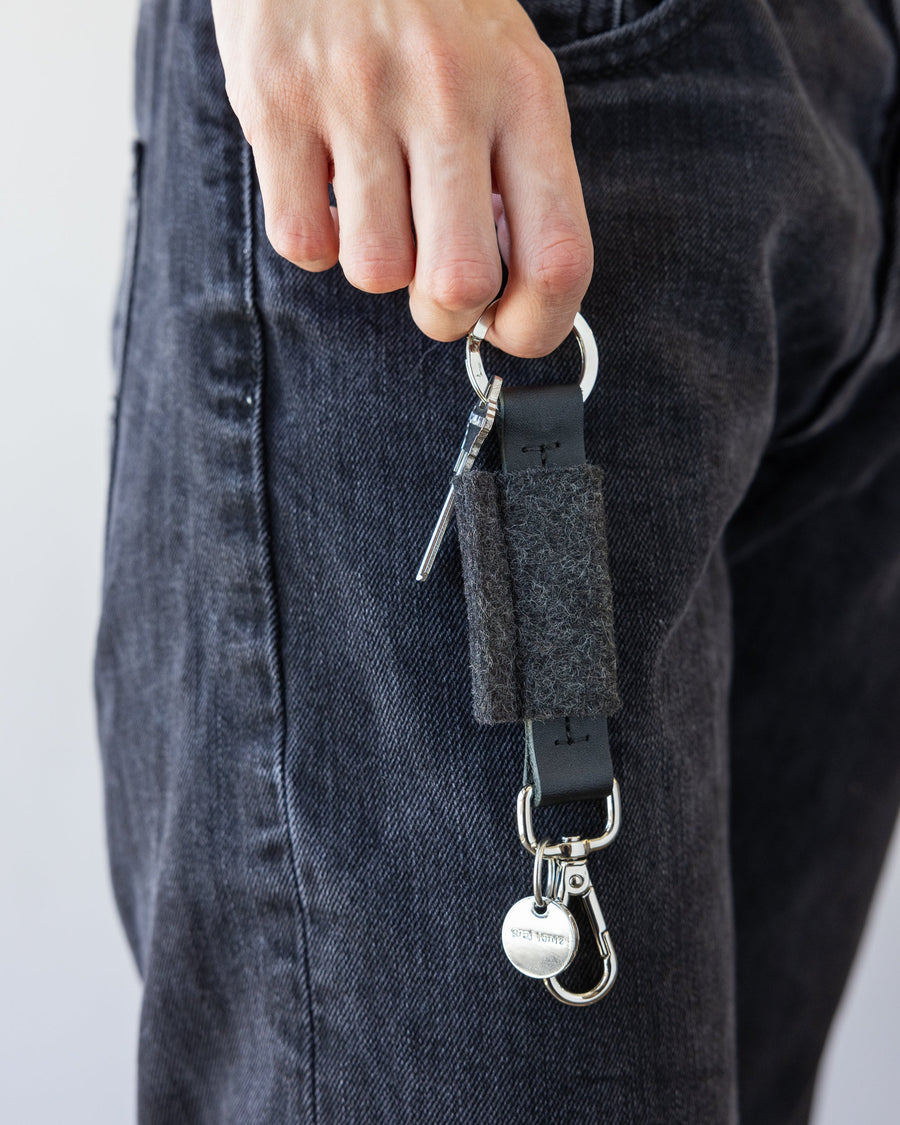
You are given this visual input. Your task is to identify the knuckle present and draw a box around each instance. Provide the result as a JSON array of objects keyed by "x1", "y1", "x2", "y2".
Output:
[
  {"x1": 403, "y1": 34, "x2": 488, "y2": 139},
  {"x1": 528, "y1": 234, "x2": 593, "y2": 296},
  {"x1": 505, "y1": 44, "x2": 565, "y2": 110},
  {"x1": 253, "y1": 62, "x2": 304, "y2": 127},
  {"x1": 247, "y1": 55, "x2": 320, "y2": 136},
  {"x1": 331, "y1": 46, "x2": 391, "y2": 118},
  {"x1": 319, "y1": 34, "x2": 403, "y2": 126},
  {"x1": 412, "y1": 36, "x2": 470, "y2": 105},
  {"x1": 421, "y1": 258, "x2": 501, "y2": 312},
  {"x1": 327, "y1": 34, "x2": 381, "y2": 77}
]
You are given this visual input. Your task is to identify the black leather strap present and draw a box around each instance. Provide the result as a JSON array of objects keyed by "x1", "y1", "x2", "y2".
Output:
[
  {"x1": 526, "y1": 716, "x2": 615, "y2": 807},
  {"x1": 499, "y1": 383, "x2": 614, "y2": 808},
  {"x1": 499, "y1": 384, "x2": 586, "y2": 471}
]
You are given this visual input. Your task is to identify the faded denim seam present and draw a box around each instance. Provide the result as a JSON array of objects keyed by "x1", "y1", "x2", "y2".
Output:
[{"x1": 242, "y1": 136, "x2": 321, "y2": 1125}]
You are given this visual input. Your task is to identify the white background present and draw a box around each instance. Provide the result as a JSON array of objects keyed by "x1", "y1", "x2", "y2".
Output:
[{"x1": 0, "y1": 2, "x2": 897, "y2": 1121}]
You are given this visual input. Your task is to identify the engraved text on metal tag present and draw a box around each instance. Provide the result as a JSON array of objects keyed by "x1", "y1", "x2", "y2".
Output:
[{"x1": 501, "y1": 897, "x2": 578, "y2": 979}]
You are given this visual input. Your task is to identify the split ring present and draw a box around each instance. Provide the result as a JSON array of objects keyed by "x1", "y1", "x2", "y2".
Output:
[
  {"x1": 465, "y1": 297, "x2": 599, "y2": 404},
  {"x1": 532, "y1": 838, "x2": 557, "y2": 912}
]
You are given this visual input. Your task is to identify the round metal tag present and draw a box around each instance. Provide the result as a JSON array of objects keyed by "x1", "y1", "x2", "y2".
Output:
[{"x1": 501, "y1": 897, "x2": 578, "y2": 979}]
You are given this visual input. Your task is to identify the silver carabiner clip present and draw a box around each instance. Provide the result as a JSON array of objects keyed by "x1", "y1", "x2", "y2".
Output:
[
  {"x1": 544, "y1": 849, "x2": 617, "y2": 1006},
  {"x1": 503, "y1": 785, "x2": 620, "y2": 1006}
]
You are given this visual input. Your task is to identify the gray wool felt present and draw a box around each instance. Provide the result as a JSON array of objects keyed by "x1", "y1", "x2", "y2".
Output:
[{"x1": 454, "y1": 464, "x2": 622, "y2": 724}]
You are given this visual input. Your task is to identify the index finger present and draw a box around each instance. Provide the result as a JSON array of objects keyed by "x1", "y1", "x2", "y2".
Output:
[{"x1": 486, "y1": 71, "x2": 593, "y2": 357}]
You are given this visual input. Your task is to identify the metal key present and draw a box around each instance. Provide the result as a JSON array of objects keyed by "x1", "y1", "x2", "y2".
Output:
[{"x1": 415, "y1": 375, "x2": 502, "y2": 582}]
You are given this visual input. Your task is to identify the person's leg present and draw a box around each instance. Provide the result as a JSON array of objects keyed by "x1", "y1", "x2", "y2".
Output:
[
  {"x1": 255, "y1": 2, "x2": 899, "y2": 1120},
  {"x1": 94, "y1": 0, "x2": 900, "y2": 1121},
  {"x1": 720, "y1": 2, "x2": 900, "y2": 1118},
  {"x1": 95, "y1": 5, "x2": 321, "y2": 1120},
  {"x1": 725, "y1": 386, "x2": 900, "y2": 1125}
]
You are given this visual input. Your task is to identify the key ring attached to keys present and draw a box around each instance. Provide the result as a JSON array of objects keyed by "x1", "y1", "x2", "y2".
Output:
[
  {"x1": 415, "y1": 298, "x2": 599, "y2": 582},
  {"x1": 465, "y1": 296, "x2": 599, "y2": 404},
  {"x1": 416, "y1": 297, "x2": 621, "y2": 1006}
]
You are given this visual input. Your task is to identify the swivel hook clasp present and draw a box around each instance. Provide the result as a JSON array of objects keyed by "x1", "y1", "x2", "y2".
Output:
[
  {"x1": 546, "y1": 849, "x2": 618, "y2": 1006},
  {"x1": 503, "y1": 784, "x2": 620, "y2": 1006}
]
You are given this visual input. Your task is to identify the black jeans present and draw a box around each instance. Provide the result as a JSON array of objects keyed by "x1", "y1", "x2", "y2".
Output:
[{"x1": 94, "y1": 0, "x2": 900, "y2": 1121}]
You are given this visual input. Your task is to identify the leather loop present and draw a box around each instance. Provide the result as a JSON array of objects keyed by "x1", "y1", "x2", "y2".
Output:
[
  {"x1": 526, "y1": 716, "x2": 614, "y2": 806},
  {"x1": 500, "y1": 384, "x2": 586, "y2": 471}
]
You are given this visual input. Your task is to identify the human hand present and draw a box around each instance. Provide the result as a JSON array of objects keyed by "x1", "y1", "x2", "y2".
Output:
[{"x1": 211, "y1": 0, "x2": 593, "y2": 357}]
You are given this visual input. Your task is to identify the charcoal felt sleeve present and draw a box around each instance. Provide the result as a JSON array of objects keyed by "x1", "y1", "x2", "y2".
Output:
[{"x1": 454, "y1": 464, "x2": 622, "y2": 723}]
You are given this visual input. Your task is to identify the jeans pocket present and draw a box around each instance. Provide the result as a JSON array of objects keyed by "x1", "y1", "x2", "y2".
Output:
[
  {"x1": 104, "y1": 137, "x2": 144, "y2": 571},
  {"x1": 521, "y1": 0, "x2": 717, "y2": 75}
]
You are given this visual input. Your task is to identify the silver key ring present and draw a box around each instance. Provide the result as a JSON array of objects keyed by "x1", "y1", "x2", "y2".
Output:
[
  {"x1": 532, "y1": 839, "x2": 557, "y2": 912},
  {"x1": 465, "y1": 297, "x2": 599, "y2": 405}
]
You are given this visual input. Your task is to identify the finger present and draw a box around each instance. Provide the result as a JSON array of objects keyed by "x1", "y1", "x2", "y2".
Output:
[
  {"x1": 406, "y1": 130, "x2": 503, "y2": 341},
  {"x1": 486, "y1": 107, "x2": 593, "y2": 357},
  {"x1": 252, "y1": 123, "x2": 339, "y2": 271},
  {"x1": 493, "y1": 192, "x2": 511, "y2": 270},
  {"x1": 330, "y1": 128, "x2": 416, "y2": 292}
]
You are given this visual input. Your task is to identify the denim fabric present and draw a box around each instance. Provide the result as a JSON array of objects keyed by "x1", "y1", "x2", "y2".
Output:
[{"x1": 94, "y1": 0, "x2": 900, "y2": 1122}]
